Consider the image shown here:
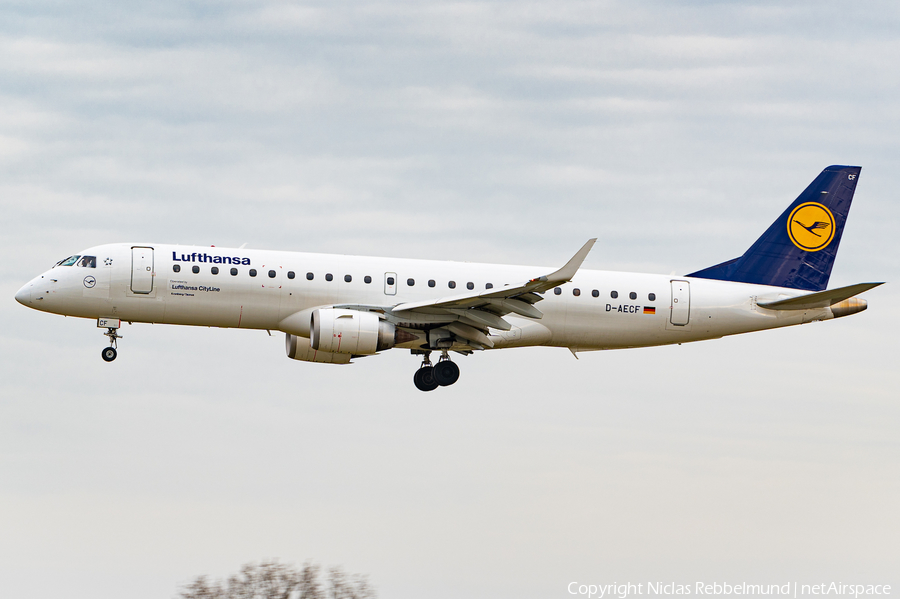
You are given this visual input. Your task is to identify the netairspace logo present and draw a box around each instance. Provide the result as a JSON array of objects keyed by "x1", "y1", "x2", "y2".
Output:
[{"x1": 566, "y1": 582, "x2": 892, "y2": 599}]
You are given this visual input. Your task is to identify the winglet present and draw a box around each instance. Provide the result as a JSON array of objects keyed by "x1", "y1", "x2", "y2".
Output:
[{"x1": 543, "y1": 238, "x2": 596, "y2": 284}]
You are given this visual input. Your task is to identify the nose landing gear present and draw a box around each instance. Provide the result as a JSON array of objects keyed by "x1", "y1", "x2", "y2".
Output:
[
  {"x1": 412, "y1": 350, "x2": 460, "y2": 391},
  {"x1": 101, "y1": 326, "x2": 122, "y2": 362},
  {"x1": 101, "y1": 346, "x2": 118, "y2": 362}
]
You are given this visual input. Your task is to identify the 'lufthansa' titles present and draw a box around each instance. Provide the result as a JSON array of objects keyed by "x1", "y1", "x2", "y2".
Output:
[{"x1": 172, "y1": 251, "x2": 251, "y2": 265}]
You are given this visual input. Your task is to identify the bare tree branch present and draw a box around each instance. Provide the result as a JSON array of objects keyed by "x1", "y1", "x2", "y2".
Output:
[{"x1": 178, "y1": 560, "x2": 374, "y2": 599}]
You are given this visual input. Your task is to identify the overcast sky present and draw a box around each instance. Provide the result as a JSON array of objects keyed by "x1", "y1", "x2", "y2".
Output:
[{"x1": 1, "y1": 1, "x2": 898, "y2": 598}]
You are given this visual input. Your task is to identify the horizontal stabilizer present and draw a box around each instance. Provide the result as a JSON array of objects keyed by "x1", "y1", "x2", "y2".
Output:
[{"x1": 757, "y1": 282, "x2": 884, "y2": 310}]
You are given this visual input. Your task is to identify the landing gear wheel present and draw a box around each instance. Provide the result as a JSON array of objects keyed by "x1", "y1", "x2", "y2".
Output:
[
  {"x1": 101, "y1": 326, "x2": 122, "y2": 363},
  {"x1": 433, "y1": 360, "x2": 460, "y2": 386},
  {"x1": 414, "y1": 366, "x2": 438, "y2": 392}
]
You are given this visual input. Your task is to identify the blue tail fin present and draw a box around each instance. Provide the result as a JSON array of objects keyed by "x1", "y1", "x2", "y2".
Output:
[{"x1": 687, "y1": 165, "x2": 861, "y2": 291}]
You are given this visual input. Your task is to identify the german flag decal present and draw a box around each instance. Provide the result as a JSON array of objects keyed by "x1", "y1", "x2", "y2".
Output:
[{"x1": 643, "y1": 306, "x2": 656, "y2": 315}]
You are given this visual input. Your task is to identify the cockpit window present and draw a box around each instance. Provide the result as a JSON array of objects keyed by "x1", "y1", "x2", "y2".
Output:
[
  {"x1": 77, "y1": 256, "x2": 97, "y2": 268},
  {"x1": 55, "y1": 255, "x2": 80, "y2": 267}
]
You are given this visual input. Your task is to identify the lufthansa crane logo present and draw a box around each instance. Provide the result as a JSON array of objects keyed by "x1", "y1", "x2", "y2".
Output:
[
  {"x1": 787, "y1": 202, "x2": 836, "y2": 252},
  {"x1": 83, "y1": 275, "x2": 96, "y2": 288}
]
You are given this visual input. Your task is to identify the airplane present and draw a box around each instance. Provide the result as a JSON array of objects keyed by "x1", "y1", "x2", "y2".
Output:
[{"x1": 15, "y1": 165, "x2": 883, "y2": 392}]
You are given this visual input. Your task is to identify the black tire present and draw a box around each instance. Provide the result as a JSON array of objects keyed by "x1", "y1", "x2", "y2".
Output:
[
  {"x1": 414, "y1": 366, "x2": 438, "y2": 392},
  {"x1": 433, "y1": 360, "x2": 460, "y2": 386},
  {"x1": 101, "y1": 347, "x2": 117, "y2": 362}
]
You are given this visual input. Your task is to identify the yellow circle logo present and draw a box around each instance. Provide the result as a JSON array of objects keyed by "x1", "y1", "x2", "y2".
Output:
[{"x1": 787, "y1": 202, "x2": 835, "y2": 252}]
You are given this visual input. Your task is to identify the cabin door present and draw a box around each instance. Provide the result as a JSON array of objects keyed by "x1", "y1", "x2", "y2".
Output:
[
  {"x1": 131, "y1": 247, "x2": 154, "y2": 294},
  {"x1": 670, "y1": 280, "x2": 690, "y2": 326}
]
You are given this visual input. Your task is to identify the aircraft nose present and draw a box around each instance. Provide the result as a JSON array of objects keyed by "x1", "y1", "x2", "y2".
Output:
[{"x1": 15, "y1": 282, "x2": 32, "y2": 306}]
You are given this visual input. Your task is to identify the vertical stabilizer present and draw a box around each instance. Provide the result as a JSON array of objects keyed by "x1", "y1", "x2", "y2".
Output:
[{"x1": 688, "y1": 165, "x2": 861, "y2": 291}]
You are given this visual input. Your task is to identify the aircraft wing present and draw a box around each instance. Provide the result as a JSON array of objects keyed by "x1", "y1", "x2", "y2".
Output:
[
  {"x1": 336, "y1": 239, "x2": 595, "y2": 349},
  {"x1": 383, "y1": 239, "x2": 596, "y2": 347},
  {"x1": 392, "y1": 238, "x2": 596, "y2": 314}
]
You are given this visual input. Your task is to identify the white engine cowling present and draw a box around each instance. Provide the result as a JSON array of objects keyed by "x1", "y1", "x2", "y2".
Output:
[
  {"x1": 285, "y1": 333, "x2": 352, "y2": 364},
  {"x1": 310, "y1": 308, "x2": 396, "y2": 355}
]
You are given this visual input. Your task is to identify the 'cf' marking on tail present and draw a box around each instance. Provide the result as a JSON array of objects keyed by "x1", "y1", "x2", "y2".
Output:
[{"x1": 793, "y1": 220, "x2": 830, "y2": 237}]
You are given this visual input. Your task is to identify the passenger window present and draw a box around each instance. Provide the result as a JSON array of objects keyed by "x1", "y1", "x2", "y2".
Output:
[
  {"x1": 467, "y1": 282, "x2": 474, "y2": 290},
  {"x1": 307, "y1": 272, "x2": 314, "y2": 280},
  {"x1": 364, "y1": 276, "x2": 372, "y2": 284},
  {"x1": 448, "y1": 281, "x2": 456, "y2": 289},
  {"x1": 77, "y1": 256, "x2": 97, "y2": 268},
  {"x1": 287, "y1": 271, "x2": 295, "y2": 279},
  {"x1": 192, "y1": 265, "x2": 200, "y2": 274},
  {"x1": 407, "y1": 278, "x2": 415, "y2": 286},
  {"x1": 485, "y1": 283, "x2": 493, "y2": 289},
  {"x1": 173, "y1": 264, "x2": 181, "y2": 273},
  {"x1": 345, "y1": 275, "x2": 352, "y2": 283},
  {"x1": 325, "y1": 273, "x2": 333, "y2": 281},
  {"x1": 428, "y1": 279, "x2": 435, "y2": 288},
  {"x1": 610, "y1": 291, "x2": 618, "y2": 298},
  {"x1": 387, "y1": 276, "x2": 395, "y2": 285},
  {"x1": 649, "y1": 293, "x2": 656, "y2": 301},
  {"x1": 231, "y1": 268, "x2": 238, "y2": 276},
  {"x1": 573, "y1": 288, "x2": 580, "y2": 296},
  {"x1": 249, "y1": 269, "x2": 257, "y2": 277},
  {"x1": 592, "y1": 289, "x2": 599, "y2": 297},
  {"x1": 554, "y1": 287, "x2": 562, "y2": 295},
  {"x1": 629, "y1": 292, "x2": 637, "y2": 300},
  {"x1": 211, "y1": 267, "x2": 219, "y2": 275},
  {"x1": 268, "y1": 270, "x2": 276, "y2": 278}
]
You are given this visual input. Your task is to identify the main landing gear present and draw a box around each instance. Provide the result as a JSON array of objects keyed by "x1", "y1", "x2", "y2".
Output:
[
  {"x1": 414, "y1": 355, "x2": 438, "y2": 392},
  {"x1": 413, "y1": 351, "x2": 460, "y2": 391},
  {"x1": 101, "y1": 326, "x2": 122, "y2": 362}
]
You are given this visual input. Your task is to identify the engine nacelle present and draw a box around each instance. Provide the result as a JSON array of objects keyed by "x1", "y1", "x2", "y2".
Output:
[
  {"x1": 310, "y1": 308, "x2": 396, "y2": 355},
  {"x1": 285, "y1": 333, "x2": 351, "y2": 364}
]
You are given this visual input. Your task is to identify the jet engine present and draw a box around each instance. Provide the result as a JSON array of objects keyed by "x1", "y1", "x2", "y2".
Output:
[
  {"x1": 285, "y1": 333, "x2": 351, "y2": 364},
  {"x1": 310, "y1": 308, "x2": 396, "y2": 355}
]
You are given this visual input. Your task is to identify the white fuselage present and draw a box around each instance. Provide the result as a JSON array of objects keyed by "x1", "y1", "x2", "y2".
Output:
[{"x1": 16, "y1": 243, "x2": 836, "y2": 353}]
